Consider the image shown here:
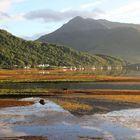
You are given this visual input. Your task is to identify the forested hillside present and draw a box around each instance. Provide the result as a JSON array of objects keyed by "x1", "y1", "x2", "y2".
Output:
[{"x1": 0, "y1": 29, "x2": 125, "y2": 68}]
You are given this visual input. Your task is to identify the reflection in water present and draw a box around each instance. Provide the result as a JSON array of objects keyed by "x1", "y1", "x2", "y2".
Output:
[
  {"x1": 50, "y1": 96, "x2": 140, "y2": 116},
  {"x1": 37, "y1": 67, "x2": 140, "y2": 76},
  {"x1": 46, "y1": 67, "x2": 140, "y2": 76},
  {"x1": 0, "y1": 98, "x2": 140, "y2": 140}
]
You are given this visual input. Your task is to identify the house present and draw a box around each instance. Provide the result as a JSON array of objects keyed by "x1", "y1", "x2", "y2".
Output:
[{"x1": 37, "y1": 64, "x2": 50, "y2": 68}]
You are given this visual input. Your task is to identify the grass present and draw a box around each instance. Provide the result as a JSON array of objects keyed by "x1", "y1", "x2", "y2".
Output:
[
  {"x1": 60, "y1": 92, "x2": 140, "y2": 104},
  {"x1": 0, "y1": 69, "x2": 140, "y2": 110},
  {"x1": 1, "y1": 69, "x2": 140, "y2": 83},
  {"x1": 50, "y1": 93, "x2": 140, "y2": 115},
  {"x1": 0, "y1": 88, "x2": 140, "y2": 97},
  {"x1": 0, "y1": 88, "x2": 140, "y2": 115},
  {"x1": 0, "y1": 79, "x2": 97, "y2": 83},
  {"x1": 85, "y1": 95, "x2": 140, "y2": 103},
  {"x1": 0, "y1": 88, "x2": 58, "y2": 97},
  {"x1": 0, "y1": 69, "x2": 96, "y2": 82},
  {"x1": 52, "y1": 98, "x2": 93, "y2": 113}
]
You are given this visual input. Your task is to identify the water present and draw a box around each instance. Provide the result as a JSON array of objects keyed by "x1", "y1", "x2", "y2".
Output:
[
  {"x1": 1, "y1": 82, "x2": 140, "y2": 90},
  {"x1": 0, "y1": 98, "x2": 139, "y2": 140},
  {"x1": 0, "y1": 68, "x2": 140, "y2": 139}
]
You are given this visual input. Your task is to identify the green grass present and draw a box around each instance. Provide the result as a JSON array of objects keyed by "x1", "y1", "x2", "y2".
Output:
[{"x1": 0, "y1": 78, "x2": 96, "y2": 83}]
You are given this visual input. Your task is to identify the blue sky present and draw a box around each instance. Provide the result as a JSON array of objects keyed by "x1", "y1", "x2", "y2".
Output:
[{"x1": 0, "y1": 0, "x2": 140, "y2": 39}]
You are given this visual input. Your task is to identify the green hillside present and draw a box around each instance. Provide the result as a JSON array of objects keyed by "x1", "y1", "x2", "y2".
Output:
[{"x1": 0, "y1": 29, "x2": 125, "y2": 69}]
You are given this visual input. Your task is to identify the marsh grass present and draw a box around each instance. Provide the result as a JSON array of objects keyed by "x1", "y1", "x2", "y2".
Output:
[
  {"x1": 52, "y1": 98, "x2": 93, "y2": 114},
  {"x1": 1, "y1": 69, "x2": 140, "y2": 83},
  {"x1": 61, "y1": 93, "x2": 140, "y2": 104},
  {"x1": 50, "y1": 94, "x2": 140, "y2": 115}
]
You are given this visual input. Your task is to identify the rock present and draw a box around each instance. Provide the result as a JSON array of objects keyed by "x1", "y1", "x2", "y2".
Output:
[
  {"x1": 63, "y1": 88, "x2": 68, "y2": 91},
  {"x1": 39, "y1": 99, "x2": 45, "y2": 105}
]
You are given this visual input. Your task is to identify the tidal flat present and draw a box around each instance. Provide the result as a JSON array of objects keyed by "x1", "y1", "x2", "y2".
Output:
[
  {"x1": 0, "y1": 69, "x2": 140, "y2": 140},
  {"x1": 0, "y1": 97, "x2": 140, "y2": 140}
]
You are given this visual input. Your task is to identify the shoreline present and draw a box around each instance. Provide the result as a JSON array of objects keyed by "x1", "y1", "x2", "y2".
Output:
[{"x1": 0, "y1": 89, "x2": 140, "y2": 97}]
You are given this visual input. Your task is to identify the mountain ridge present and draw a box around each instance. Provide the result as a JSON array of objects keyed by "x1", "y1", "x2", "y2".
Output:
[{"x1": 38, "y1": 16, "x2": 140, "y2": 63}]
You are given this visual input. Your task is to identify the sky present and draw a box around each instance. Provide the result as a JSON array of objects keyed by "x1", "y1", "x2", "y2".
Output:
[{"x1": 0, "y1": 0, "x2": 140, "y2": 40}]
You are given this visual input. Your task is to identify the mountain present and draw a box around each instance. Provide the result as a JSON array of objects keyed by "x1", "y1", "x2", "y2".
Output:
[
  {"x1": 38, "y1": 16, "x2": 140, "y2": 63},
  {"x1": 0, "y1": 29, "x2": 125, "y2": 68}
]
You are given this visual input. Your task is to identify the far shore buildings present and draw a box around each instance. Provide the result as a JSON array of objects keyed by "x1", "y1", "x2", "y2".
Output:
[
  {"x1": 37, "y1": 64, "x2": 50, "y2": 68},
  {"x1": 23, "y1": 64, "x2": 50, "y2": 69}
]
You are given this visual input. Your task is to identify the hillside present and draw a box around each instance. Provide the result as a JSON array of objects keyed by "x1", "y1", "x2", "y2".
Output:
[
  {"x1": 0, "y1": 29, "x2": 125, "y2": 69},
  {"x1": 38, "y1": 16, "x2": 140, "y2": 63}
]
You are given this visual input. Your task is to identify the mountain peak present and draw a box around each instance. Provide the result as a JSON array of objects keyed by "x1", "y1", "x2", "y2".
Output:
[
  {"x1": 69, "y1": 16, "x2": 95, "y2": 23},
  {"x1": 38, "y1": 17, "x2": 140, "y2": 62},
  {"x1": 68, "y1": 16, "x2": 86, "y2": 25},
  {"x1": 54, "y1": 16, "x2": 107, "y2": 33},
  {"x1": 71, "y1": 16, "x2": 84, "y2": 21}
]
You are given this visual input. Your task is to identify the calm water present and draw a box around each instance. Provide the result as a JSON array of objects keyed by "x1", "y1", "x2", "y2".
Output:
[
  {"x1": 1, "y1": 82, "x2": 140, "y2": 90},
  {"x1": 0, "y1": 98, "x2": 139, "y2": 140}
]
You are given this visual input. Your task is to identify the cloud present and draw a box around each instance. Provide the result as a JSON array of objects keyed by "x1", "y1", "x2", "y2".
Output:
[
  {"x1": 0, "y1": 0, "x2": 25, "y2": 21},
  {"x1": 0, "y1": 12, "x2": 24, "y2": 21},
  {"x1": 0, "y1": 12, "x2": 10, "y2": 20},
  {"x1": 0, "y1": 0, "x2": 13, "y2": 12},
  {"x1": 0, "y1": 25, "x2": 9, "y2": 30},
  {"x1": 25, "y1": 9, "x2": 103, "y2": 22},
  {"x1": 80, "y1": 0, "x2": 107, "y2": 9},
  {"x1": 101, "y1": 1, "x2": 140, "y2": 19},
  {"x1": 115, "y1": 1, "x2": 140, "y2": 14},
  {"x1": 0, "y1": 0, "x2": 25, "y2": 12}
]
